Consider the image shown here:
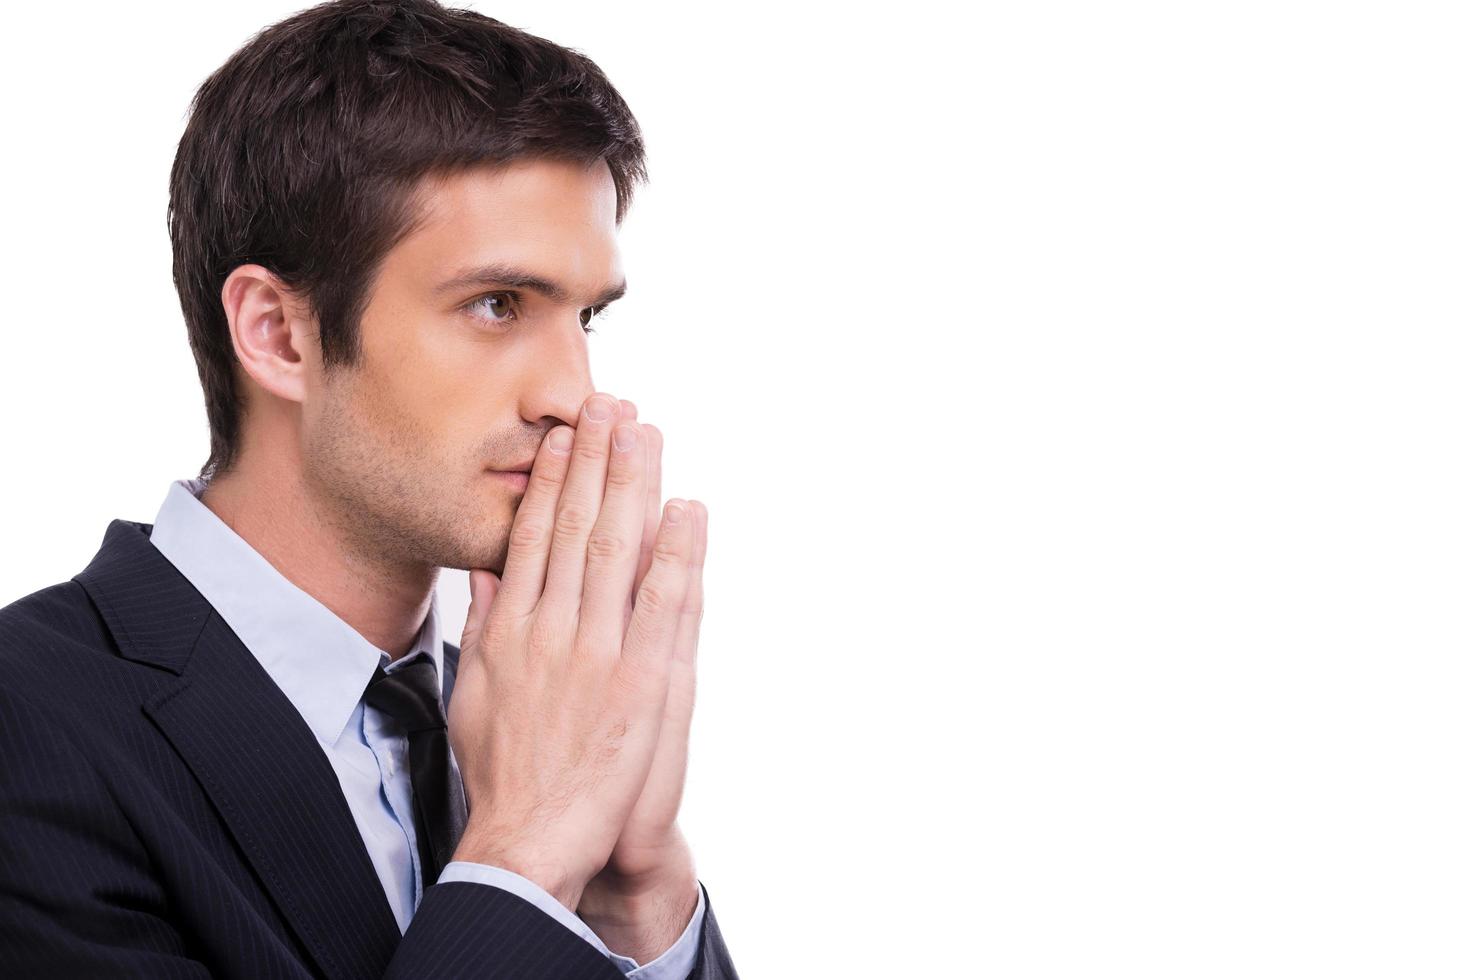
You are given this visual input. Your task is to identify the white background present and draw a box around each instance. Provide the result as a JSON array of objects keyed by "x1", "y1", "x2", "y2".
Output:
[{"x1": 3, "y1": 1, "x2": 1466, "y2": 976}]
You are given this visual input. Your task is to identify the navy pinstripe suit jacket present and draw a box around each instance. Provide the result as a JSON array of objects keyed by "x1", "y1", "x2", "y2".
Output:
[{"x1": 0, "y1": 519, "x2": 739, "y2": 979}]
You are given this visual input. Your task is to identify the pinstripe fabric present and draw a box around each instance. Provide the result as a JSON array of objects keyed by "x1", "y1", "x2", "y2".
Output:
[{"x1": 0, "y1": 518, "x2": 739, "y2": 979}]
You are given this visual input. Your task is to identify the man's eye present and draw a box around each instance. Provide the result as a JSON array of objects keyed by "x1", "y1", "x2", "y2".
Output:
[
  {"x1": 464, "y1": 291, "x2": 605, "y2": 335},
  {"x1": 580, "y1": 305, "x2": 608, "y2": 335},
  {"x1": 465, "y1": 291, "x2": 517, "y2": 324}
]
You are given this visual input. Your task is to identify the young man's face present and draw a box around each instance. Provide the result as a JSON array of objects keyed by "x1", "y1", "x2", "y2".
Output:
[{"x1": 299, "y1": 157, "x2": 622, "y2": 574}]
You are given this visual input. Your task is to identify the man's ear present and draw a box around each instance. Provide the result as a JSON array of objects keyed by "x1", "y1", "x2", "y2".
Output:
[{"x1": 220, "y1": 264, "x2": 315, "y2": 405}]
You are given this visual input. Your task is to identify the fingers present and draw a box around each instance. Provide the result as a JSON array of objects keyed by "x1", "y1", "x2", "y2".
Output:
[
  {"x1": 616, "y1": 401, "x2": 663, "y2": 638},
  {"x1": 663, "y1": 500, "x2": 706, "y2": 738},
  {"x1": 541, "y1": 393, "x2": 623, "y2": 615},
  {"x1": 577, "y1": 411, "x2": 652, "y2": 651},
  {"x1": 492, "y1": 425, "x2": 576, "y2": 620},
  {"x1": 673, "y1": 501, "x2": 707, "y2": 671},
  {"x1": 618, "y1": 499, "x2": 696, "y2": 690},
  {"x1": 464, "y1": 569, "x2": 501, "y2": 641},
  {"x1": 491, "y1": 388, "x2": 681, "y2": 674},
  {"x1": 636, "y1": 424, "x2": 664, "y2": 598}
]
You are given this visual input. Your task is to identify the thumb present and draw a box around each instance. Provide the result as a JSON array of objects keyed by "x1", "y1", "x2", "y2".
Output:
[{"x1": 462, "y1": 569, "x2": 500, "y2": 646}]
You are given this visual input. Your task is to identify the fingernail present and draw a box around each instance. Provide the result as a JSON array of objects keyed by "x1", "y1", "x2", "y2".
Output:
[
  {"x1": 549, "y1": 427, "x2": 573, "y2": 454},
  {"x1": 586, "y1": 396, "x2": 613, "y2": 422},
  {"x1": 666, "y1": 501, "x2": 686, "y2": 525}
]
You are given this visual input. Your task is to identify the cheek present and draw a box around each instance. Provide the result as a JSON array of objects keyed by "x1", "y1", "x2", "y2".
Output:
[
  {"x1": 362, "y1": 329, "x2": 490, "y2": 465},
  {"x1": 359, "y1": 303, "x2": 521, "y2": 470},
  {"x1": 370, "y1": 303, "x2": 485, "y2": 398},
  {"x1": 357, "y1": 313, "x2": 443, "y2": 416},
  {"x1": 317, "y1": 358, "x2": 434, "y2": 466}
]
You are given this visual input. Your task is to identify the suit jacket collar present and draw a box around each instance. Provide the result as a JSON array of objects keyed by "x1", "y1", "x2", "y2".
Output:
[{"x1": 74, "y1": 518, "x2": 462, "y2": 980}]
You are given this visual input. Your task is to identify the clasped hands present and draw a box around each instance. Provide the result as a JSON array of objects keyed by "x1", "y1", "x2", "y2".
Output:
[{"x1": 447, "y1": 392, "x2": 708, "y2": 962}]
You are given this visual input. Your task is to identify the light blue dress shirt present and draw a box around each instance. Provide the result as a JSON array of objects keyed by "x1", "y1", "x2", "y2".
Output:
[{"x1": 148, "y1": 477, "x2": 704, "y2": 978}]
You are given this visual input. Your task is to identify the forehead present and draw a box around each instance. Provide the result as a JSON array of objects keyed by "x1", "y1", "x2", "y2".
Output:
[{"x1": 386, "y1": 157, "x2": 621, "y2": 291}]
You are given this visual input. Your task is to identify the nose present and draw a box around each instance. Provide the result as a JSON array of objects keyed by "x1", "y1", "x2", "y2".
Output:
[{"x1": 517, "y1": 321, "x2": 596, "y2": 435}]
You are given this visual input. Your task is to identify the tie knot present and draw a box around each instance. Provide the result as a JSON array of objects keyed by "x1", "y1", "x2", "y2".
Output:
[{"x1": 363, "y1": 657, "x2": 446, "y2": 734}]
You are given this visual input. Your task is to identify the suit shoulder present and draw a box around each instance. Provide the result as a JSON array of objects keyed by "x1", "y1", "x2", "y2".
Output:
[
  {"x1": 0, "y1": 578, "x2": 106, "y2": 651},
  {"x1": 0, "y1": 579, "x2": 122, "y2": 700}
]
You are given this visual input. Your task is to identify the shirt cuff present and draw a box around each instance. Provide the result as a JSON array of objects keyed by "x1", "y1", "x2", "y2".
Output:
[
  {"x1": 436, "y1": 862, "x2": 706, "y2": 977},
  {"x1": 438, "y1": 862, "x2": 611, "y2": 957}
]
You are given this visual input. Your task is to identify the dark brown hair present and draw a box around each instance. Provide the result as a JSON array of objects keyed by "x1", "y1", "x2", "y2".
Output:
[{"x1": 167, "y1": 0, "x2": 647, "y2": 481}]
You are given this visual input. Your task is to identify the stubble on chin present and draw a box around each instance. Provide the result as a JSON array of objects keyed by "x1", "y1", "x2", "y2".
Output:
[{"x1": 305, "y1": 395, "x2": 516, "y2": 574}]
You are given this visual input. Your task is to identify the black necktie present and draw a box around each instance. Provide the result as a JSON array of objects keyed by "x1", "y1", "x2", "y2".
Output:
[{"x1": 362, "y1": 656, "x2": 468, "y2": 887}]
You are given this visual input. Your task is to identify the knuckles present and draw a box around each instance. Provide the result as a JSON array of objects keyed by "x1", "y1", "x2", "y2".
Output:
[
  {"x1": 652, "y1": 526, "x2": 685, "y2": 559},
  {"x1": 509, "y1": 517, "x2": 551, "y2": 553},
  {"x1": 585, "y1": 529, "x2": 630, "y2": 563},
  {"x1": 633, "y1": 578, "x2": 677, "y2": 617},
  {"x1": 604, "y1": 459, "x2": 640, "y2": 487},
  {"x1": 610, "y1": 657, "x2": 664, "y2": 704},
  {"x1": 552, "y1": 501, "x2": 597, "y2": 536},
  {"x1": 525, "y1": 611, "x2": 568, "y2": 658},
  {"x1": 572, "y1": 437, "x2": 607, "y2": 464}
]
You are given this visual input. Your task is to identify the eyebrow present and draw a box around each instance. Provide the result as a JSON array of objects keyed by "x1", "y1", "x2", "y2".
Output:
[{"x1": 433, "y1": 263, "x2": 627, "y2": 308}]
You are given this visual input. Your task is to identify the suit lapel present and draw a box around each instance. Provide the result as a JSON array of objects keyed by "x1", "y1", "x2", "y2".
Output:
[{"x1": 76, "y1": 519, "x2": 403, "y2": 980}]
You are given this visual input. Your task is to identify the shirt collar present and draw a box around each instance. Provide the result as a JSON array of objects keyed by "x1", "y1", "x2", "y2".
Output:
[{"x1": 147, "y1": 477, "x2": 444, "y2": 747}]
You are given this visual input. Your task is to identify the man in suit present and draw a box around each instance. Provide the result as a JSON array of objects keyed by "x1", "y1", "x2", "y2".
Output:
[{"x1": 0, "y1": 1, "x2": 738, "y2": 977}]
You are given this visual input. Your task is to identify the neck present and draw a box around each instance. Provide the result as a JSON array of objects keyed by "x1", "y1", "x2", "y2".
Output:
[{"x1": 198, "y1": 450, "x2": 437, "y2": 661}]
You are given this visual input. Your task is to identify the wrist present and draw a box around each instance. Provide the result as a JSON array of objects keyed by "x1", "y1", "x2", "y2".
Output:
[
  {"x1": 451, "y1": 822, "x2": 589, "y2": 911},
  {"x1": 577, "y1": 844, "x2": 699, "y2": 961}
]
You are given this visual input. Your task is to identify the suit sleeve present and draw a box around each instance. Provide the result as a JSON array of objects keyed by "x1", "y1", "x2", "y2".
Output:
[
  {"x1": 438, "y1": 859, "x2": 706, "y2": 977},
  {"x1": 0, "y1": 685, "x2": 739, "y2": 980},
  {"x1": 686, "y1": 882, "x2": 741, "y2": 980},
  {"x1": 0, "y1": 686, "x2": 211, "y2": 978},
  {"x1": 387, "y1": 878, "x2": 740, "y2": 980}
]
